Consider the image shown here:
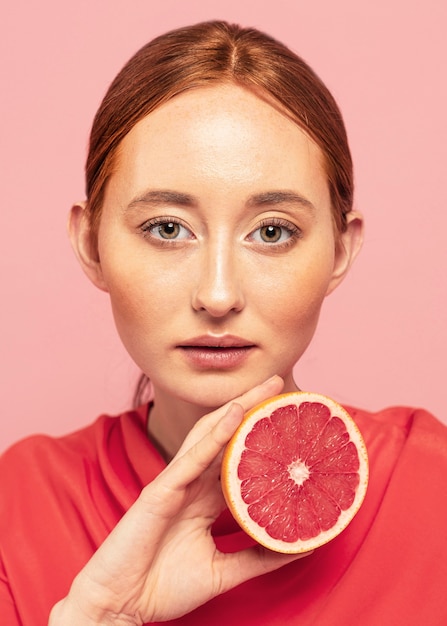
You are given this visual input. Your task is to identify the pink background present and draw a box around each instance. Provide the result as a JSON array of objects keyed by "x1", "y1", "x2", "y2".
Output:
[{"x1": 1, "y1": 0, "x2": 446, "y2": 451}]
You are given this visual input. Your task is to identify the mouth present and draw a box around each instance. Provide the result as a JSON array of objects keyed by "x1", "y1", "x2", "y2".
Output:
[{"x1": 177, "y1": 335, "x2": 256, "y2": 369}]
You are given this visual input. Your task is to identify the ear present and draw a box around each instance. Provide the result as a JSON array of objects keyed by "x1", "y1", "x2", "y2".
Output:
[
  {"x1": 326, "y1": 210, "x2": 364, "y2": 296},
  {"x1": 68, "y1": 202, "x2": 109, "y2": 292}
]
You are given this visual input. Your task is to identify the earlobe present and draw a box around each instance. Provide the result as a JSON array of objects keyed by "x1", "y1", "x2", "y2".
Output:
[
  {"x1": 68, "y1": 202, "x2": 109, "y2": 292},
  {"x1": 326, "y1": 210, "x2": 364, "y2": 296}
]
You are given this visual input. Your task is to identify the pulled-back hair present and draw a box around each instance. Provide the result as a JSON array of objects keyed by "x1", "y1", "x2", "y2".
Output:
[
  {"x1": 84, "y1": 21, "x2": 355, "y2": 407},
  {"x1": 85, "y1": 20, "x2": 353, "y2": 241}
]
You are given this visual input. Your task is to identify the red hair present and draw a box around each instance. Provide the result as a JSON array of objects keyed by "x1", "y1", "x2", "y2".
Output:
[{"x1": 85, "y1": 21, "x2": 353, "y2": 240}]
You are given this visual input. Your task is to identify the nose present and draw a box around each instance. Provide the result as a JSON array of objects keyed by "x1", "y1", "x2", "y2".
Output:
[{"x1": 192, "y1": 241, "x2": 245, "y2": 317}]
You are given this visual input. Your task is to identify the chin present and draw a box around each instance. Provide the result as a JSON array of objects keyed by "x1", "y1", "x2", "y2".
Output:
[{"x1": 174, "y1": 373, "x2": 260, "y2": 409}]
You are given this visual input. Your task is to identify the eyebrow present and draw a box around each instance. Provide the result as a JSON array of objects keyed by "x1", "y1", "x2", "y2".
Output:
[
  {"x1": 127, "y1": 190, "x2": 197, "y2": 209},
  {"x1": 246, "y1": 191, "x2": 315, "y2": 212},
  {"x1": 127, "y1": 189, "x2": 315, "y2": 212}
]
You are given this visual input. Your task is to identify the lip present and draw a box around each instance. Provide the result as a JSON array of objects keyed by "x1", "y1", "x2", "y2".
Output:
[
  {"x1": 178, "y1": 334, "x2": 255, "y2": 348},
  {"x1": 177, "y1": 335, "x2": 256, "y2": 369}
]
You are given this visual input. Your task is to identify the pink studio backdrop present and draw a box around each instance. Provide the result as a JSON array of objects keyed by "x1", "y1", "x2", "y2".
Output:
[{"x1": 1, "y1": 0, "x2": 446, "y2": 451}]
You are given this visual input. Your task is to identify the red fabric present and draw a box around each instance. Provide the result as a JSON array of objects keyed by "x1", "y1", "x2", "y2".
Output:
[{"x1": 1, "y1": 403, "x2": 447, "y2": 625}]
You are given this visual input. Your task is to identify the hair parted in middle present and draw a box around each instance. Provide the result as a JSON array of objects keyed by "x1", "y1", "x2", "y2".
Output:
[{"x1": 85, "y1": 20, "x2": 353, "y2": 242}]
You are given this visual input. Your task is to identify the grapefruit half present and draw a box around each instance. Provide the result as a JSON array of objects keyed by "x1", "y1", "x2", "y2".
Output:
[{"x1": 221, "y1": 392, "x2": 369, "y2": 553}]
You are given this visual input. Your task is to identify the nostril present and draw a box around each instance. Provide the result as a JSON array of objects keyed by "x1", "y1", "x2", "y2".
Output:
[
  {"x1": 191, "y1": 284, "x2": 245, "y2": 316},
  {"x1": 191, "y1": 251, "x2": 245, "y2": 316}
]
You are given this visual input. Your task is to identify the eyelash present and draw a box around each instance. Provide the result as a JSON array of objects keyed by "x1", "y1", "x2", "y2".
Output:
[
  {"x1": 139, "y1": 216, "x2": 302, "y2": 249},
  {"x1": 249, "y1": 218, "x2": 302, "y2": 249},
  {"x1": 139, "y1": 216, "x2": 193, "y2": 245}
]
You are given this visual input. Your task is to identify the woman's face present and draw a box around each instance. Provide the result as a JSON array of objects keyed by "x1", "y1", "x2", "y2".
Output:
[{"x1": 80, "y1": 84, "x2": 359, "y2": 409}]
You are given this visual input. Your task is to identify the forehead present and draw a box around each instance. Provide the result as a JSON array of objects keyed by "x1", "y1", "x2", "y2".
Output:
[{"x1": 115, "y1": 84, "x2": 327, "y2": 188}]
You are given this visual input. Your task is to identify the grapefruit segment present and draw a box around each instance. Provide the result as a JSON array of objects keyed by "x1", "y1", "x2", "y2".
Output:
[{"x1": 221, "y1": 392, "x2": 369, "y2": 553}]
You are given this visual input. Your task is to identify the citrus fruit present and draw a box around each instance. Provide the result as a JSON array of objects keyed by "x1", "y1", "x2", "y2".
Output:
[{"x1": 221, "y1": 391, "x2": 369, "y2": 553}]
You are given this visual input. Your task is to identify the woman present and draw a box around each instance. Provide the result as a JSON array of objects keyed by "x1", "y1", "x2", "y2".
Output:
[{"x1": 1, "y1": 21, "x2": 446, "y2": 625}]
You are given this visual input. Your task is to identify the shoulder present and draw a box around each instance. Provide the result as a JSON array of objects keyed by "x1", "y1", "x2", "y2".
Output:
[
  {"x1": 0, "y1": 405, "x2": 150, "y2": 502},
  {"x1": 346, "y1": 403, "x2": 447, "y2": 512},
  {"x1": 2, "y1": 404, "x2": 148, "y2": 458},
  {"x1": 349, "y1": 402, "x2": 447, "y2": 443},
  {"x1": 345, "y1": 403, "x2": 447, "y2": 535},
  {"x1": 1, "y1": 414, "x2": 109, "y2": 472},
  {"x1": 0, "y1": 404, "x2": 154, "y2": 566}
]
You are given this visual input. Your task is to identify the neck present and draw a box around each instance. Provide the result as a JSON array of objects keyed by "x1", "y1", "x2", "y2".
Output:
[
  {"x1": 146, "y1": 373, "x2": 299, "y2": 463},
  {"x1": 147, "y1": 391, "x2": 214, "y2": 462}
]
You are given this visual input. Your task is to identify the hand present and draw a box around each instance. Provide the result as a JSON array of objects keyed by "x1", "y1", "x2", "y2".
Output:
[{"x1": 49, "y1": 376, "x2": 312, "y2": 625}]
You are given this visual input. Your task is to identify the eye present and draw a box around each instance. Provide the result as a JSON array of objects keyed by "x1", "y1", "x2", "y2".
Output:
[
  {"x1": 248, "y1": 219, "x2": 301, "y2": 247},
  {"x1": 140, "y1": 217, "x2": 193, "y2": 242},
  {"x1": 259, "y1": 225, "x2": 284, "y2": 243}
]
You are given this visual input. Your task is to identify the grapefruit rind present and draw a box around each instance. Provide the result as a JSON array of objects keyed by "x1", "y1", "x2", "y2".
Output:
[{"x1": 221, "y1": 391, "x2": 369, "y2": 554}]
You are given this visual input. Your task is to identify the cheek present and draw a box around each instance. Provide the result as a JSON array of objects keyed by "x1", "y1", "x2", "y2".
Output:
[
  {"x1": 99, "y1": 246, "x2": 193, "y2": 352},
  {"x1": 106, "y1": 281, "x2": 149, "y2": 351},
  {"x1": 254, "y1": 249, "x2": 335, "y2": 332},
  {"x1": 99, "y1": 253, "x2": 157, "y2": 335},
  {"x1": 102, "y1": 271, "x2": 169, "y2": 377},
  {"x1": 268, "y1": 284, "x2": 325, "y2": 334}
]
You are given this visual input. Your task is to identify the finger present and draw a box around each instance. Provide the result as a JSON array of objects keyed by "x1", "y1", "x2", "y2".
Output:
[
  {"x1": 218, "y1": 545, "x2": 314, "y2": 594},
  {"x1": 177, "y1": 375, "x2": 285, "y2": 456},
  {"x1": 230, "y1": 374, "x2": 285, "y2": 414},
  {"x1": 160, "y1": 402, "x2": 245, "y2": 492},
  {"x1": 149, "y1": 376, "x2": 285, "y2": 509}
]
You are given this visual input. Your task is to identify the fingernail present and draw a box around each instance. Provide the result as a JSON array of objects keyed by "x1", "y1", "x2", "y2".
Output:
[{"x1": 263, "y1": 375, "x2": 280, "y2": 385}]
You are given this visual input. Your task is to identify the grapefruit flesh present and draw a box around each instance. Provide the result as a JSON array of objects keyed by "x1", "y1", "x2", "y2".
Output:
[{"x1": 221, "y1": 392, "x2": 369, "y2": 553}]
